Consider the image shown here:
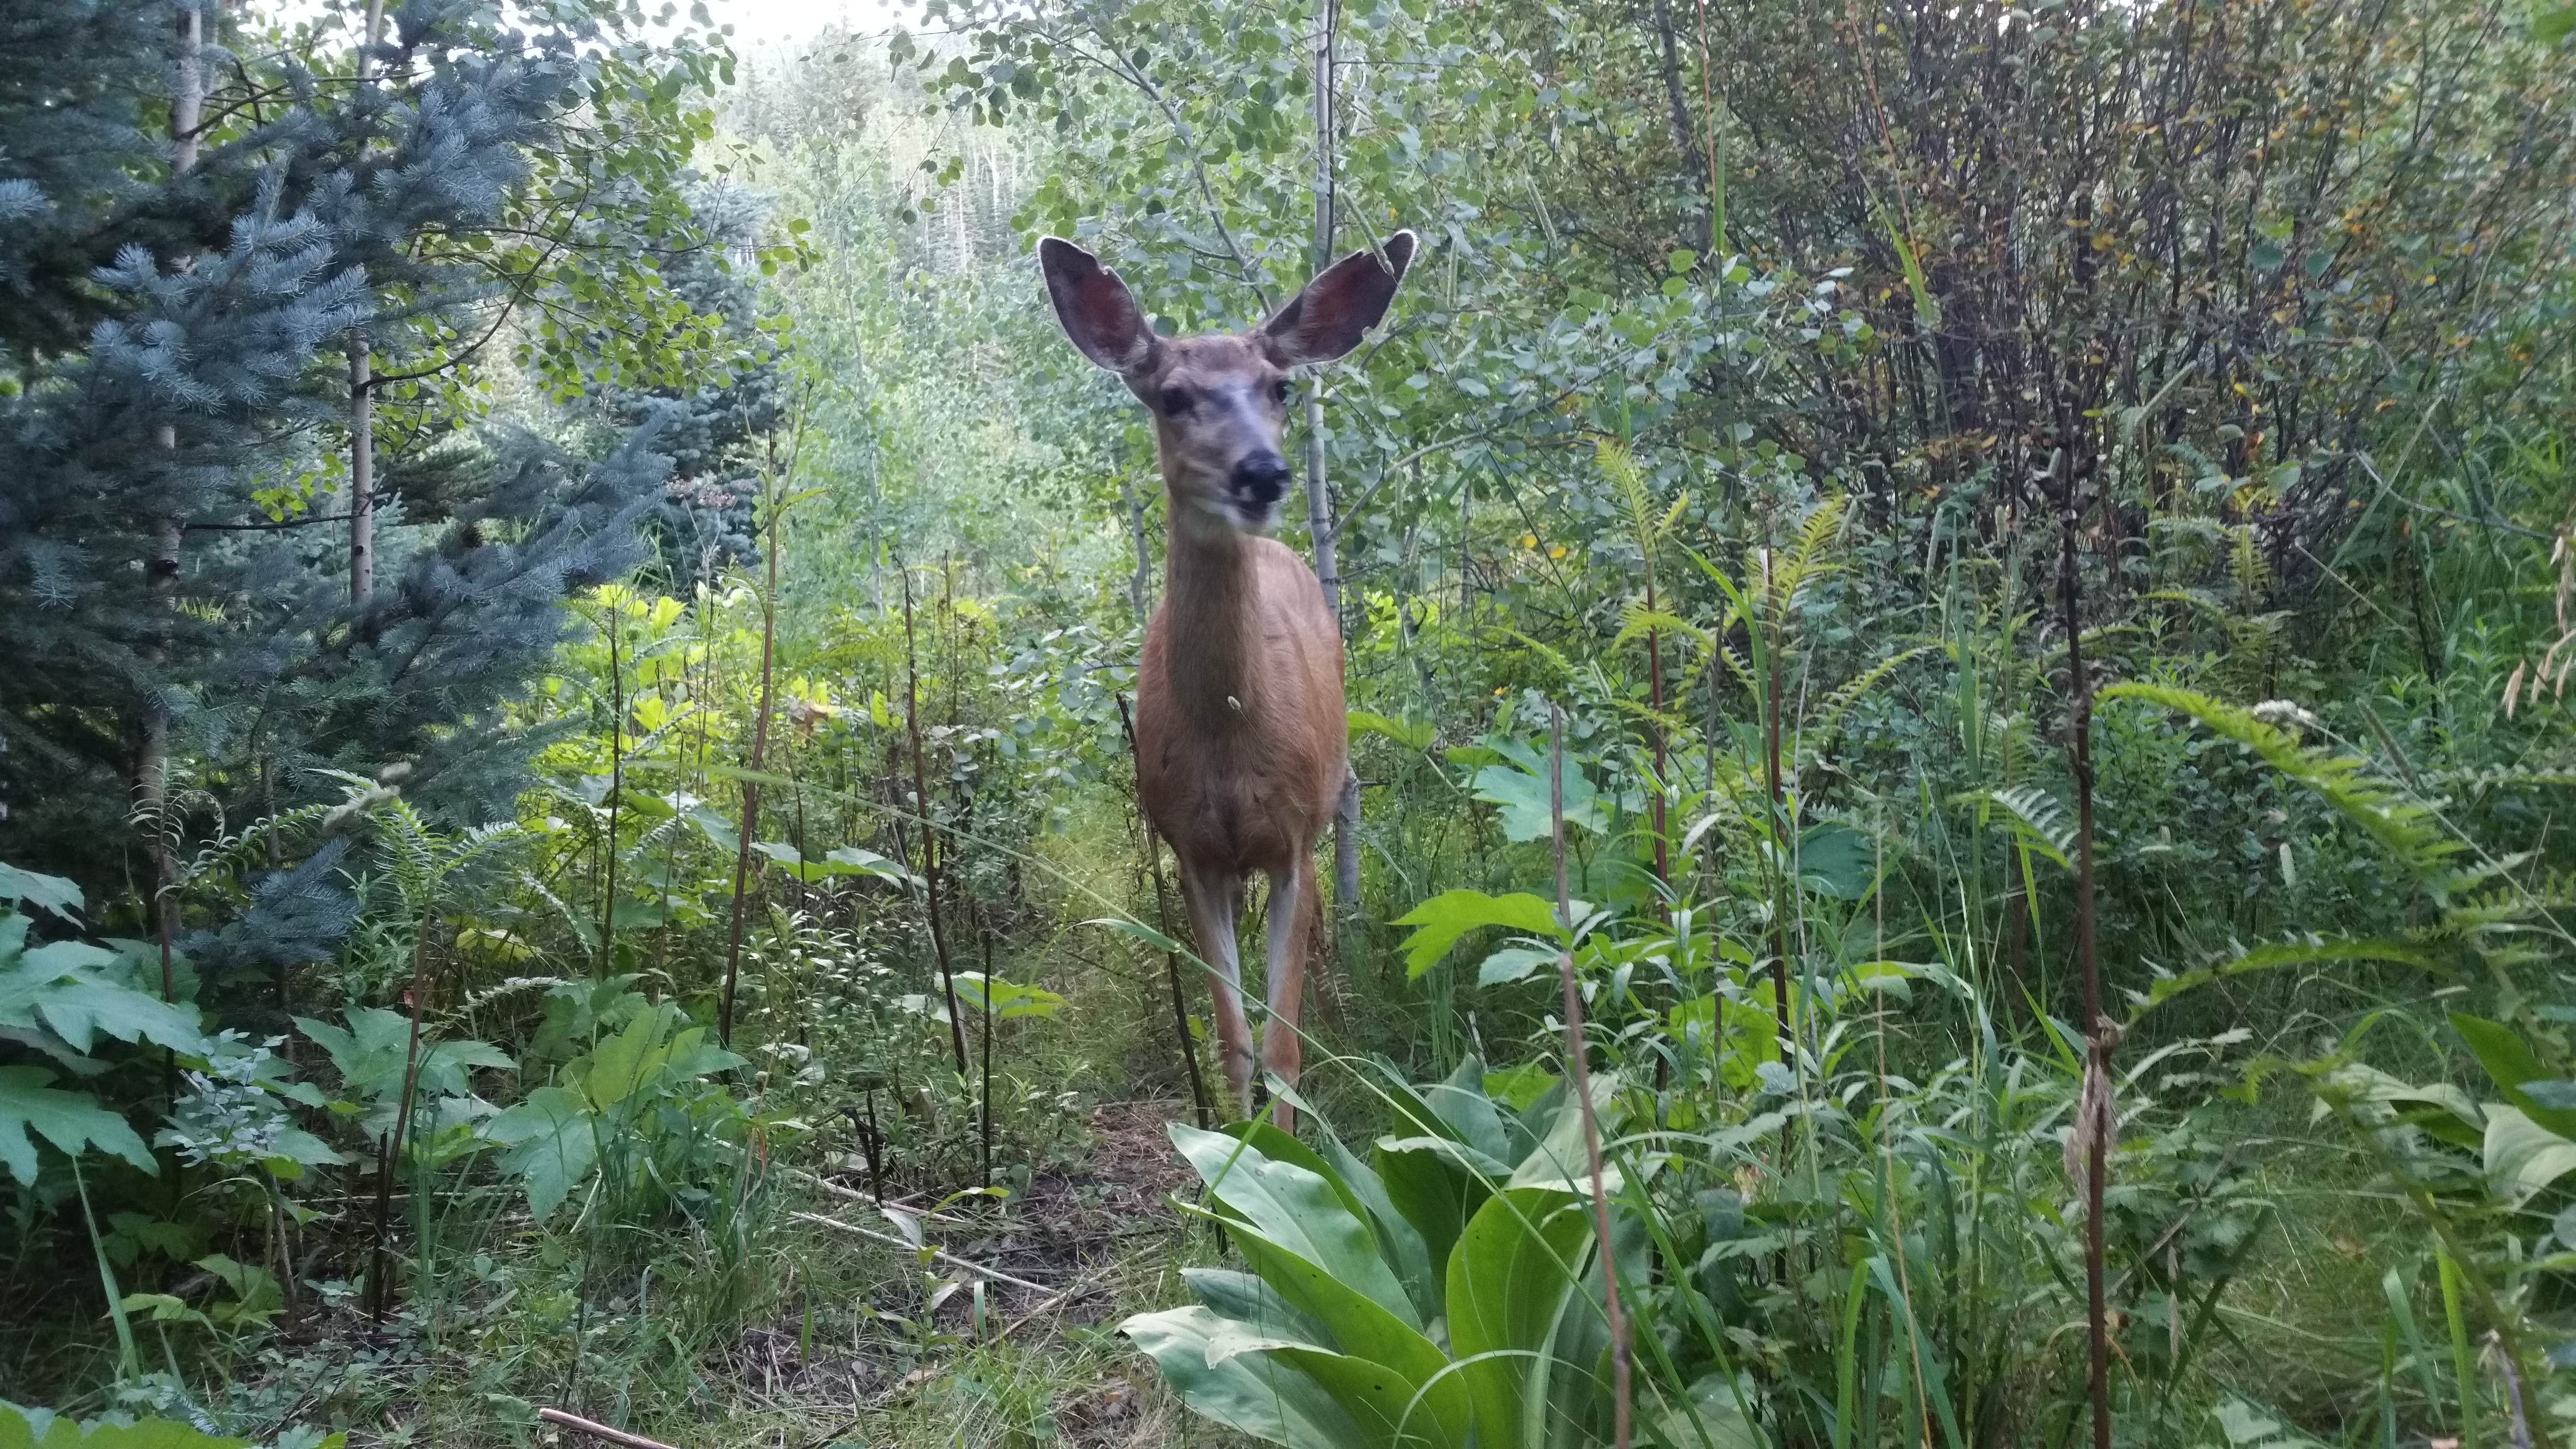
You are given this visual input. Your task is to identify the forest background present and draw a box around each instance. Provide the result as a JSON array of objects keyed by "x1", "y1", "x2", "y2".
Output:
[{"x1": 6, "y1": 0, "x2": 2576, "y2": 1447}]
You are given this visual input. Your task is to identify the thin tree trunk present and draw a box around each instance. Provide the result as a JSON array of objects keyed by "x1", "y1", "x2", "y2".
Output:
[
  {"x1": 140, "y1": 1, "x2": 205, "y2": 992},
  {"x1": 1551, "y1": 706, "x2": 1630, "y2": 1449},
  {"x1": 347, "y1": 0, "x2": 383, "y2": 612},
  {"x1": 1304, "y1": 0, "x2": 1363, "y2": 915},
  {"x1": 598, "y1": 603, "x2": 622, "y2": 976},
  {"x1": 349, "y1": 338, "x2": 373, "y2": 608},
  {"x1": 1650, "y1": 0, "x2": 1712, "y2": 256},
  {"x1": 903, "y1": 568, "x2": 971, "y2": 1077},
  {"x1": 718, "y1": 496, "x2": 781, "y2": 1047},
  {"x1": 2059, "y1": 450, "x2": 2113, "y2": 1449},
  {"x1": 1121, "y1": 470, "x2": 1154, "y2": 626},
  {"x1": 1118, "y1": 692, "x2": 1214, "y2": 1129}
]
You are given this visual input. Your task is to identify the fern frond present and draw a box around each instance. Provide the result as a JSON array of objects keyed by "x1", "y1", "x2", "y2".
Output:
[
  {"x1": 1980, "y1": 784, "x2": 2076, "y2": 868},
  {"x1": 2129, "y1": 934, "x2": 2442, "y2": 1022},
  {"x1": 1812, "y1": 643, "x2": 1936, "y2": 736},
  {"x1": 2100, "y1": 682, "x2": 2461, "y2": 877},
  {"x1": 1613, "y1": 603, "x2": 1713, "y2": 655}
]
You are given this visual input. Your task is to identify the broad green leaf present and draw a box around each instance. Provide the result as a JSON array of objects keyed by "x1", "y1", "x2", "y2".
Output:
[
  {"x1": 2452, "y1": 1013, "x2": 2576, "y2": 1138},
  {"x1": 1477, "y1": 945, "x2": 1559, "y2": 986},
  {"x1": 1375, "y1": 1135, "x2": 1502, "y2": 1307},
  {"x1": 1169, "y1": 1125, "x2": 1417, "y2": 1326},
  {"x1": 1183, "y1": 1268, "x2": 1335, "y2": 1347},
  {"x1": 295, "y1": 1008, "x2": 512, "y2": 1126},
  {"x1": 1222, "y1": 1121, "x2": 1373, "y2": 1229},
  {"x1": 1470, "y1": 755, "x2": 1607, "y2": 842},
  {"x1": 1349, "y1": 709, "x2": 1436, "y2": 751},
  {"x1": 1267, "y1": 1340, "x2": 1476, "y2": 1449},
  {"x1": 0, "y1": 864, "x2": 82, "y2": 921},
  {"x1": 0, "y1": 1065, "x2": 155, "y2": 1185},
  {"x1": 485, "y1": 1085, "x2": 599, "y2": 1219},
  {"x1": 1447, "y1": 1187, "x2": 1590, "y2": 1449},
  {"x1": 0, "y1": 1402, "x2": 314, "y2": 1447},
  {"x1": 1646, "y1": 1372, "x2": 1764, "y2": 1449},
  {"x1": 1393, "y1": 891, "x2": 1566, "y2": 980},
  {"x1": 751, "y1": 842, "x2": 915, "y2": 885},
  {"x1": 1320, "y1": 1131, "x2": 1436, "y2": 1323},
  {"x1": 1793, "y1": 821, "x2": 1873, "y2": 901},
  {"x1": 1423, "y1": 1056, "x2": 1513, "y2": 1163},
  {"x1": 0, "y1": 945, "x2": 205, "y2": 1059},
  {"x1": 1508, "y1": 1074, "x2": 1625, "y2": 1194},
  {"x1": 2483, "y1": 1105, "x2": 2576, "y2": 1206},
  {"x1": 1121, "y1": 1307, "x2": 1361, "y2": 1449}
]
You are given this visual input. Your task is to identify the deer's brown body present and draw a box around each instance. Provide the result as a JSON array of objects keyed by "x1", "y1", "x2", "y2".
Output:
[{"x1": 1039, "y1": 230, "x2": 1416, "y2": 1124}]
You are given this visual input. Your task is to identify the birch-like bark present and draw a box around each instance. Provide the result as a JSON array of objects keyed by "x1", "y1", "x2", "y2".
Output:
[
  {"x1": 1304, "y1": 0, "x2": 1363, "y2": 912},
  {"x1": 140, "y1": 1, "x2": 207, "y2": 987}
]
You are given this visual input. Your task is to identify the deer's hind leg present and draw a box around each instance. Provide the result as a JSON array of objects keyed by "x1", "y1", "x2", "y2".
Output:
[
  {"x1": 1177, "y1": 860, "x2": 1253, "y2": 1116},
  {"x1": 1259, "y1": 858, "x2": 1314, "y2": 1134}
]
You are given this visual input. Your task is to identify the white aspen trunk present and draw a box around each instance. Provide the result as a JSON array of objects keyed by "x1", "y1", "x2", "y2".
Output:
[
  {"x1": 141, "y1": 0, "x2": 207, "y2": 972},
  {"x1": 1305, "y1": 0, "x2": 1362, "y2": 913}
]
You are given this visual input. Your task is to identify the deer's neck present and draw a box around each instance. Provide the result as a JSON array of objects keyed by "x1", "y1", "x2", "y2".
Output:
[{"x1": 1160, "y1": 493, "x2": 1262, "y2": 727}]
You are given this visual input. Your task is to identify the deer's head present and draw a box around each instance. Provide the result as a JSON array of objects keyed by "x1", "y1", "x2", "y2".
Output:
[{"x1": 1038, "y1": 231, "x2": 1416, "y2": 532}]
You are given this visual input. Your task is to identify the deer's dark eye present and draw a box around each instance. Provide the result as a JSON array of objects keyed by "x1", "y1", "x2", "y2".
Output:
[
  {"x1": 1159, "y1": 386, "x2": 1193, "y2": 416},
  {"x1": 1271, "y1": 379, "x2": 1292, "y2": 404}
]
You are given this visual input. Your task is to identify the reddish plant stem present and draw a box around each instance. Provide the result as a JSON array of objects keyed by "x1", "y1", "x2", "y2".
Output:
[
  {"x1": 718, "y1": 491, "x2": 781, "y2": 1048},
  {"x1": 903, "y1": 567, "x2": 970, "y2": 1077},
  {"x1": 1552, "y1": 706, "x2": 1630, "y2": 1449}
]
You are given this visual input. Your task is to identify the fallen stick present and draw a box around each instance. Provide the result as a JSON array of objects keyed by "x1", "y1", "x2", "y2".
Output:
[
  {"x1": 790, "y1": 1169, "x2": 963, "y2": 1223},
  {"x1": 789, "y1": 1210, "x2": 1059, "y2": 1294},
  {"x1": 538, "y1": 1407, "x2": 683, "y2": 1449},
  {"x1": 996, "y1": 1281, "x2": 1100, "y2": 1341}
]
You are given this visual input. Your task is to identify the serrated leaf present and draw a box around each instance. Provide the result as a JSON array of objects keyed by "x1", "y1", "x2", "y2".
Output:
[
  {"x1": 1392, "y1": 891, "x2": 1566, "y2": 980},
  {"x1": 0, "y1": 1065, "x2": 155, "y2": 1185}
]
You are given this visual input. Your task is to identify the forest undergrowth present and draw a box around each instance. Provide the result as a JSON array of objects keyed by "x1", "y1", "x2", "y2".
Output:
[{"x1": 8, "y1": 0, "x2": 2576, "y2": 1447}]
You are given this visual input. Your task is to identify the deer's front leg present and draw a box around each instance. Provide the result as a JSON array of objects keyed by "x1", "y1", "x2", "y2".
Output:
[
  {"x1": 1260, "y1": 861, "x2": 1313, "y2": 1135},
  {"x1": 1177, "y1": 860, "x2": 1252, "y2": 1115}
]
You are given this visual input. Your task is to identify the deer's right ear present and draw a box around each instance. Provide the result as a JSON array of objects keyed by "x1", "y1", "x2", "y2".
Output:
[{"x1": 1039, "y1": 237, "x2": 1160, "y2": 377}]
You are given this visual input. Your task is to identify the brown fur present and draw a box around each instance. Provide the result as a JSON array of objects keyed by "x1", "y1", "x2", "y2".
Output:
[{"x1": 1038, "y1": 233, "x2": 1415, "y2": 1126}]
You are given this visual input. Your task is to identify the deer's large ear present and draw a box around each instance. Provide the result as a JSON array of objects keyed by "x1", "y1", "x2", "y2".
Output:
[
  {"x1": 1259, "y1": 230, "x2": 1417, "y2": 368},
  {"x1": 1039, "y1": 237, "x2": 1160, "y2": 376}
]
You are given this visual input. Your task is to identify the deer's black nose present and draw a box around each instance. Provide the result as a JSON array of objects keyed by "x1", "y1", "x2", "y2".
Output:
[{"x1": 1231, "y1": 452, "x2": 1290, "y2": 506}]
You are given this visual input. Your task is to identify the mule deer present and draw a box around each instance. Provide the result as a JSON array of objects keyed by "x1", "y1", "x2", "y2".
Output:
[{"x1": 1039, "y1": 230, "x2": 1416, "y2": 1128}]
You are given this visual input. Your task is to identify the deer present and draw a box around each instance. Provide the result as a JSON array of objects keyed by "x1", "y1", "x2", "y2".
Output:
[{"x1": 1038, "y1": 229, "x2": 1416, "y2": 1131}]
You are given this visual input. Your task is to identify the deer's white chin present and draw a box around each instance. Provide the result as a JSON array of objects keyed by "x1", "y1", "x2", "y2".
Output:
[{"x1": 1193, "y1": 493, "x2": 1280, "y2": 533}]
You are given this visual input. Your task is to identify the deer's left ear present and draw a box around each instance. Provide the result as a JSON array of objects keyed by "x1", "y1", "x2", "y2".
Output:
[{"x1": 1259, "y1": 230, "x2": 1417, "y2": 368}]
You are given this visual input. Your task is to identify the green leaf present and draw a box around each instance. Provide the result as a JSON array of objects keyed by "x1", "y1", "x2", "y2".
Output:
[
  {"x1": 1446, "y1": 1187, "x2": 1591, "y2": 1449},
  {"x1": 2539, "y1": 5, "x2": 2576, "y2": 44},
  {"x1": 484, "y1": 1084, "x2": 598, "y2": 1220},
  {"x1": 1120, "y1": 1307, "x2": 1361, "y2": 1449},
  {"x1": 1392, "y1": 891, "x2": 1566, "y2": 980},
  {"x1": 2483, "y1": 1105, "x2": 2576, "y2": 1206},
  {"x1": 0, "y1": 1402, "x2": 272, "y2": 1447},
  {"x1": 1348, "y1": 709, "x2": 1435, "y2": 751},
  {"x1": 0, "y1": 863, "x2": 82, "y2": 921},
  {"x1": 0, "y1": 1065, "x2": 155, "y2": 1185},
  {"x1": 1794, "y1": 821, "x2": 1874, "y2": 900},
  {"x1": 2451, "y1": 1013, "x2": 2576, "y2": 1138},
  {"x1": 1477, "y1": 945, "x2": 1558, "y2": 986},
  {"x1": 1264, "y1": 1339, "x2": 1476, "y2": 1449},
  {"x1": 0, "y1": 944, "x2": 205, "y2": 1059},
  {"x1": 1168, "y1": 1125, "x2": 1417, "y2": 1326},
  {"x1": 1469, "y1": 746, "x2": 1608, "y2": 842},
  {"x1": 1375, "y1": 1136, "x2": 1501, "y2": 1308},
  {"x1": 751, "y1": 842, "x2": 916, "y2": 885}
]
